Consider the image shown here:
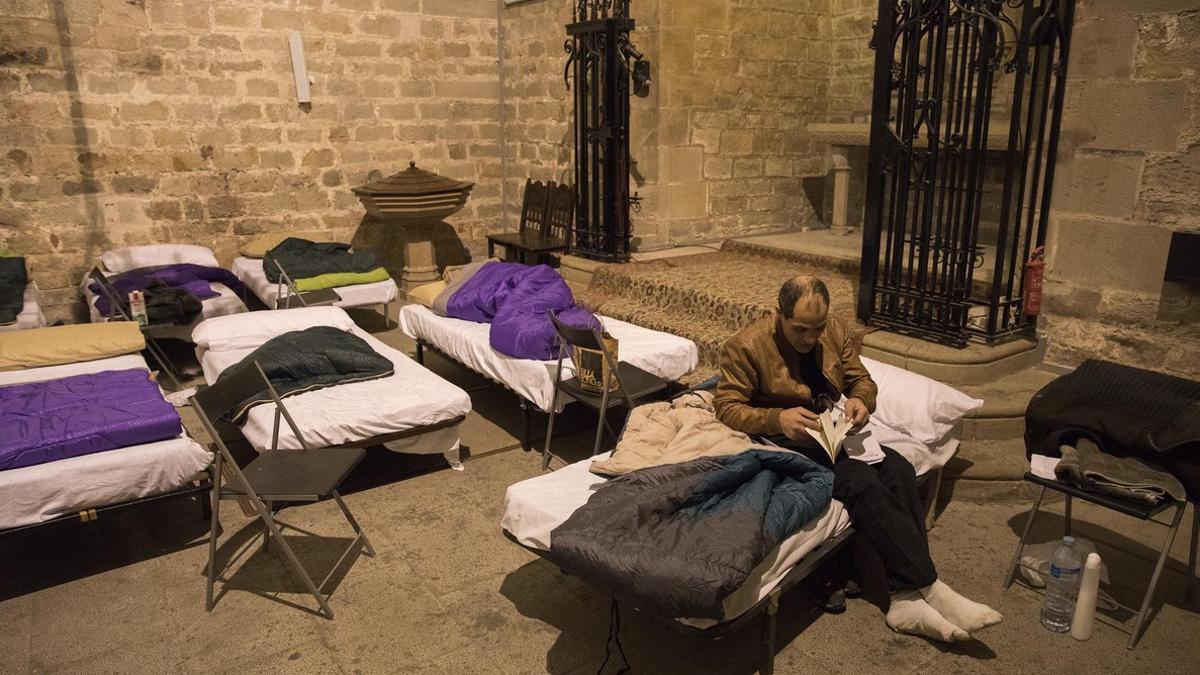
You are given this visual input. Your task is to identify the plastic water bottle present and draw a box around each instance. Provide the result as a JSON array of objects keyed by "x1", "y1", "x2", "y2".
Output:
[{"x1": 1041, "y1": 536, "x2": 1082, "y2": 632}]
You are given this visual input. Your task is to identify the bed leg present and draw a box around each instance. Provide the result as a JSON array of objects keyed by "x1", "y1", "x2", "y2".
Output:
[
  {"x1": 520, "y1": 399, "x2": 532, "y2": 452},
  {"x1": 761, "y1": 588, "x2": 780, "y2": 675},
  {"x1": 924, "y1": 466, "x2": 944, "y2": 532},
  {"x1": 415, "y1": 339, "x2": 425, "y2": 365},
  {"x1": 381, "y1": 301, "x2": 391, "y2": 330}
]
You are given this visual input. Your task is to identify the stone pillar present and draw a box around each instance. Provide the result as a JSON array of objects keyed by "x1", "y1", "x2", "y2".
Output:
[
  {"x1": 829, "y1": 145, "x2": 852, "y2": 235},
  {"x1": 398, "y1": 222, "x2": 440, "y2": 293}
]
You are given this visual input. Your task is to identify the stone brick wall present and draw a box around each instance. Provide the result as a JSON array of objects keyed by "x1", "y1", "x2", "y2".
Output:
[
  {"x1": 0, "y1": 0, "x2": 501, "y2": 323},
  {"x1": 828, "y1": 0, "x2": 874, "y2": 122},
  {"x1": 1042, "y1": 0, "x2": 1200, "y2": 378},
  {"x1": 496, "y1": 0, "x2": 573, "y2": 231}
]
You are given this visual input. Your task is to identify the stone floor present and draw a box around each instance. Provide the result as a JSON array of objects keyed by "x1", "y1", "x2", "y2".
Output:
[{"x1": 2, "y1": 315, "x2": 1198, "y2": 674}]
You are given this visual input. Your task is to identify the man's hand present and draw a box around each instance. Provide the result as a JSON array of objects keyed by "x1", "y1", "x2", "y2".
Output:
[
  {"x1": 844, "y1": 397, "x2": 870, "y2": 431},
  {"x1": 780, "y1": 406, "x2": 821, "y2": 440}
]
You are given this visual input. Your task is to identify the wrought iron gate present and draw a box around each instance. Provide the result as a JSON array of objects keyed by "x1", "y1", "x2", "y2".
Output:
[
  {"x1": 858, "y1": 0, "x2": 1076, "y2": 346},
  {"x1": 564, "y1": 1, "x2": 647, "y2": 262}
]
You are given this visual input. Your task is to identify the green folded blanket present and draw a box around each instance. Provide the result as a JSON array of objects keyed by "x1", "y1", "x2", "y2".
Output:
[
  {"x1": 293, "y1": 267, "x2": 392, "y2": 292},
  {"x1": 264, "y1": 237, "x2": 392, "y2": 291}
]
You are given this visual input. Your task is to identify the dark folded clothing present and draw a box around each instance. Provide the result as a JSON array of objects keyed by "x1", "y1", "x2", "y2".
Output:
[
  {"x1": 1055, "y1": 439, "x2": 1187, "y2": 504},
  {"x1": 90, "y1": 263, "x2": 248, "y2": 318},
  {"x1": 263, "y1": 238, "x2": 382, "y2": 284},
  {"x1": 0, "y1": 368, "x2": 182, "y2": 471},
  {"x1": 0, "y1": 255, "x2": 28, "y2": 326},
  {"x1": 216, "y1": 326, "x2": 394, "y2": 423}
]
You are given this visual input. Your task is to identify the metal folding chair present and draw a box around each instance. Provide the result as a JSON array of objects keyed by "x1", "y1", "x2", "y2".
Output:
[
  {"x1": 1002, "y1": 471, "x2": 1197, "y2": 648},
  {"x1": 190, "y1": 361, "x2": 375, "y2": 619},
  {"x1": 87, "y1": 267, "x2": 184, "y2": 390},
  {"x1": 271, "y1": 257, "x2": 342, "y2": 309},
  {"x1": 541, "y1": 310, "x2": 669, "y2": 470}
]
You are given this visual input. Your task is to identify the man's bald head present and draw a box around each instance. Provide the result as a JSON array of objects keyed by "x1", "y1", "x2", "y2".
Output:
[{"x1": 778, "y1": 275, "x2": 829, "y2": 318}]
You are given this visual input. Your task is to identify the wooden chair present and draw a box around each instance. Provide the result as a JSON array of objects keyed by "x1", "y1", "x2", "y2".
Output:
[
  {"x1": 541, "y1": 310, "x2": 668, "y2": 470},
  {"x1": 487, "y1": 178, "x2": 573, "y2": 265},
  {"x1": 191, "y1": 361, "x2": 375, "y2": 619}
]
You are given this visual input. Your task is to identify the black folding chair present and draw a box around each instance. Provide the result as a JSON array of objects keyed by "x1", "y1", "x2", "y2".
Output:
[
  {"x1": 87, "y1": 267, "x2": 184, "y2": 390},
  {"x1": 190, "y1": 361, "x2": 375, "y2": 619},
  {"x1": 271, "y1": 257, "x2": 343, "y2": 309},
  {"x1": 541, "y1": 311, "x2": 669, "y2": 470}
]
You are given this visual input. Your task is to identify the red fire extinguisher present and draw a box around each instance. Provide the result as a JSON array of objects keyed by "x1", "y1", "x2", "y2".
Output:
[{"x1": 1023, "y1": 246, "x2": 1045, "y2": 316}]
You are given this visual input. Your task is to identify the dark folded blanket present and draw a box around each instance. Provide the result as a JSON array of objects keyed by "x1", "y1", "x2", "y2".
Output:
[
  {"x1": 444, "y1": 261, "x2": 601, "y2": 360},
  {"x1": 0, "y1": 368, "x2": 182, "y2": 471},
  {"x1": 1025, "y1": 359, "x2": 1200, "y2": 501},
  {"x1": 217, "y1": 326, "x2": 394, "y2": 423},
  {"x1": 0, "y1": 255, "x2": 28, "y2": 326},
  {"x1": 90, "y1": 263, "x2": 248, "y2": 319},
  {"x1": 263, "y1": 237, "x2": 382, "y2": 284},
  {"x1": 1055, "y1": 438, "x2": 1187, "y2": 504},
  {"x1": 549, "y1": 450, "x2": 833, "y2": 620}
]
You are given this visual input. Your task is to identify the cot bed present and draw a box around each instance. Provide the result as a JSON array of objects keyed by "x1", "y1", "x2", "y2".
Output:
[
  {"x1": 230, "y1": 255, "x2": 397, "y2": 327},
  {"x1": 398, "y1": 303, "x2": 699, "y2": 451},
  {"x1": 194, "y1": 307, "x2": 471, "y2": 468},
  {"x1": 0, "y1": 281, "x2": 47, "y2": 333},
  {"x1": 84, "y1": 244, "x2": 250, "y2": 342},
  {"x1": 501, "y1": 359, "x2": 982, "y2": 673},
  {"x1": 0, "y1": 353, "x2": 212, "y2": 534}
]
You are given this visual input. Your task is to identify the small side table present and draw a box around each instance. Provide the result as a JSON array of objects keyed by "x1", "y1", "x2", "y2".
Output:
[{"x1": 1002, "y1": 472, "x2": 1197, "y2": 648}]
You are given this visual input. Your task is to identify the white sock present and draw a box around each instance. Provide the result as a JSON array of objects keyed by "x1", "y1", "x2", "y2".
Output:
[
  {"x1": 920, "y1": 579, "x2": 1003, "y2": 633},
  {"x1": 886, "y1": 591, "x2": 971, "y2": 642}
]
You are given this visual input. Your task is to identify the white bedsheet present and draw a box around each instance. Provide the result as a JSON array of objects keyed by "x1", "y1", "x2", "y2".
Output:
[
  {"x1": 398, "y1": 304, "x2": 699, "y2": 412},
  {"x1": 0, "y1": 282, "x2": 47, "y2": 333},
  {"x1": 200, "y1": 326, "x2": 471, "y2": 455},
  {"x1": 0, "y1": 354, "x2": 211, "y2": 530},
  {"x1": 85, "y1": 276, "x2": 249, "y2": 342},
  {"x1": 501, "y1": 451, "x2": 852, "y2": 627},
  {"x1": 231, "y1": 256, "x2": 398, "y2": 310}
]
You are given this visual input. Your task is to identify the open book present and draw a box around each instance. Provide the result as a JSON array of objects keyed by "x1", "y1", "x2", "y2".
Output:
[{"x1": 805, "y1": 409, "x2": 855, "y2": 463}]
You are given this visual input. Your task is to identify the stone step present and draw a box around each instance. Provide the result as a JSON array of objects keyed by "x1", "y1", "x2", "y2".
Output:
[
  {"x1": 938, "y1": 438, "x2": 1033, "y2": 503},
  {"x1": 958, "y1": 367, "x2": 1061, "y2": 440}
]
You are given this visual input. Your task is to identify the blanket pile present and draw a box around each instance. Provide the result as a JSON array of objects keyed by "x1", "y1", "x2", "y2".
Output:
[
  {"x1": 216, "y1": 326, "x2": 394, "y2": 422},
  {"x1": 0, "y1": 368, "x2": 181, "y2": 471},
  {"x1": 441, "y1": 261, "x2": 600, "y2": 360},
  {"x1": 549, "y1": 449, "x2": 833, "y2": 620},
  {"x1": 90, "y1": 263, "x2": 248, "y2": 323},
  {"x1": 263, "y1": 238, "x2": 391, "y2": 292},
  {"x1": 0, "y1": 250, "x2": 28, "y2": 326}
]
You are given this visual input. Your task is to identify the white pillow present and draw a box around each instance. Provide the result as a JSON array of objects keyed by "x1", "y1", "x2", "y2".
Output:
[
  {"x1": 102, "y1": 244, "x2": 219, "y2": 272},
  {"x1": 861, "y1": 356, "x2": 983, "y2": 445},
  {"x1": 193, "y1": 306, "x2": 357, "y2": 352}
]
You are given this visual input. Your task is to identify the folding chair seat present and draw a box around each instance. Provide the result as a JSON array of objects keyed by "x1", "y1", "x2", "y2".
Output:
[
  {"x1": 542, "y1": 310, "x2": 669, "y2": 470},
  {"x1": 191, "y1": 361, "x2": 374, "y2": 619}
]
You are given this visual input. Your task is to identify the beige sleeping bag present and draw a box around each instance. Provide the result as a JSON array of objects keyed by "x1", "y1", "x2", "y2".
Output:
[{"x1": 590, "y1": 391, "x2": 784, "y2": 477}]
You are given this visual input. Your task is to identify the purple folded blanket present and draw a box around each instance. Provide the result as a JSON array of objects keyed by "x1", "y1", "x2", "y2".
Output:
[
  {"x1": 90, "y1": 263, "x2": 248, "y2": 316},
  {"x1": 0, "y1": 368, "x2": 182, "y2": 471},
  {"x1": 445, "y1": 261, "x2": 601, "y2": 360}
]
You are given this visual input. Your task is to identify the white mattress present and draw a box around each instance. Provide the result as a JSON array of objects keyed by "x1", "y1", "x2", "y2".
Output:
[
  {"x1": 199, "y1": 326, "x2": 471, "y2": 455},
  {"x1": 398, "y1": 304, "x2": 700, "y2": 412},
  {"x1": 0, "y1": 282, "x2": 47, "y2": 332},
  {"x1": 231, "y1": 256, "x2": 398, "y2": 310},
  {"x1": 501, "y1": 451, "x2": 852, "y2": 628},
  {"x1": 85, "y1": 274, "x2": 249, "y2": 342},
  {"x1": 0, "y1": 354, "x2": 211, "y2": 530}
]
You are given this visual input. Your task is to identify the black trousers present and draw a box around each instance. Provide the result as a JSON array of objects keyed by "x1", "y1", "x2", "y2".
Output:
[{"x1": 764, "y1": 434, "x2": 938, "y2": 591}]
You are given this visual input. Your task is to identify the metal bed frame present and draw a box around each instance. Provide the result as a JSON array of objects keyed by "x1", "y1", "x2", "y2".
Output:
[
  {"x1": 271, "y1": 258, "x2": 392, "y2": 330},
  {"x1": 0, "y1": 472, "x2": 213, "y2": 537},
  {"x1": 415, "y1": 336, "x2": 559, "y2": 453}
]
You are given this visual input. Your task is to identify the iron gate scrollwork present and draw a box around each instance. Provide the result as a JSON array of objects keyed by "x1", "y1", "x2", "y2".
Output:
[
  {"x1": 564, "y1": 1, "x2": 648, "y2": 262},
  {"x1": 858, "y1": 0, "x2": 1076, "y2": 346}
]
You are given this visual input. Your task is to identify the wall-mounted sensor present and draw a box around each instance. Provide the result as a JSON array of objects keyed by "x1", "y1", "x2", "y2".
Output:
[{"x1": 288, "y1": 33, "x2": 311, "y2": 104}]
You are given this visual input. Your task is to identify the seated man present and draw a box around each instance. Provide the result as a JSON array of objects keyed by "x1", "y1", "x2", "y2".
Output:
[{"x1": 713, "y1": 275, "x2": 1001, "y2": 642}]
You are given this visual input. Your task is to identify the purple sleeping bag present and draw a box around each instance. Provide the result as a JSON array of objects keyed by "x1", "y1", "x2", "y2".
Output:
[
  {"x1": 445, "y1": 262, "x2": 601, "y2": 360},
  {"x1": 0, "y1": 368, "x2": 182, "y2": 471}
]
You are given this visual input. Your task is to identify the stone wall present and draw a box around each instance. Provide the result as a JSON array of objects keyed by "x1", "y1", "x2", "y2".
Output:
[
  {"x1": 1041, "y1": 0, "x2": 1200, "y2": 378},
  {"x1": 0, "y1": 0, "x2": 501, "y2": 323},
  {"x1": 495, "y1": 0, "x2": 573, "y2": 231}
]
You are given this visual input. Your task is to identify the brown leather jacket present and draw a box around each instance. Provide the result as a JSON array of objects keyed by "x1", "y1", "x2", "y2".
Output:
[{"x1": 713, "y1": 315, "x2": 877, "y2": 436}]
